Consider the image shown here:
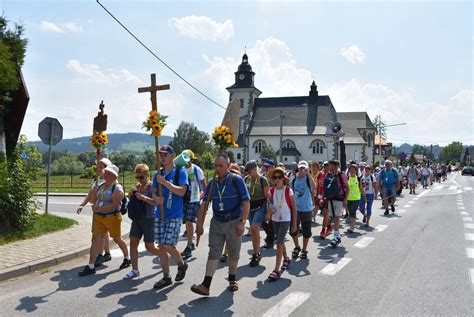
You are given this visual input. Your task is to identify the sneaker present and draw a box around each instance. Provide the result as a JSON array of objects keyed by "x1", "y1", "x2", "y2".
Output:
[
  {"x1": 220, "y1": 254, "x2": 228, "y2": 263},
  {"x1": 191, "y1": 243, "x2": 196, "y2": 251},
  {"x1": 119, "y1": 258, "x2": 131, "y2": 270},
  {"x1": 249, "y1": 253, "x2": 262, "y2": 267},
  {"x1": 181, "y1": 247, "x2": 192, "y2": 259},
  {"x1": 78, "y1": 265, "x2": 96, "y2": 277},
  {"x1": 330, "y1": 237, "x2": 341, "y2": 247},
  {"x1": 384, "y1": 210, "x2": 389, "y2": 216},
  {"x1": 362, "y1": 215, "x2": 367, "y2": 223},
  {"x1": 347, "y1": 227, "x2": 354, "y2": 233},
  {"x1": 175, "y1": 263, "x2": 188, "y2": 282},
  {"x1": 391, "y1": 205, "x2": 395, "y2": 213},
  {"x1": 94, "y1": 254, "x2": 104, "y2": 267},
  {"x1": 325, "y1": 226, "x2": 333, "y2": 236},
  {"x1": 102, "y1": 252, "x2": 112, "y2": 262},
  {"x1": 154, "y1": 276, "x2": 172, "y2": 289},
  {"x1": 319, "y1": 230, "x2": 326, "y2": 239},
  {"x1": 123, "y1": 270, "x2": 140, "y2": 280}
]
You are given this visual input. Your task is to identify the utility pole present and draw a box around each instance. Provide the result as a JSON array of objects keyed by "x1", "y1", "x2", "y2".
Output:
[{"x1": 279, "y1": 111, "x2": 284, "y2": 163}]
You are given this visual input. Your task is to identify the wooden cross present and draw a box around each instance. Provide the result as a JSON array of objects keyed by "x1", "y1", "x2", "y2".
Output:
[
  {"x1": 138, "y1": 73, "x2": 170, "y2": 222},
  {"x1": 138, "y1": 74, "x2": 170, "y2": 111}
]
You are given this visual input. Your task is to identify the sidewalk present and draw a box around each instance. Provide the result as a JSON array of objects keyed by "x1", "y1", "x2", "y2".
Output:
[{"x1": 0, "y1": 211, "x2": 131, "y2": 282}]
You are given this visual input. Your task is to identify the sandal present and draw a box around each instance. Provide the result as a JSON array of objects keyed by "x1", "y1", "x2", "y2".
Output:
[
  {"x1": 123, "y1": 270, "x2": 140, "y2": 280},
  {"x1": 268, "y1": 270, "x2": 281, "y2": 281},
  {"x1": 228, "y1": 280, "x2": 239, "y2": 292},
  {"x1": 153, "y1": 276, "x2": 172, "y2": 289},
  {"x1": 281, "y1": 258, "x2": 290, "y2": 271},
  {"x1": 300, "y1": 250, "x2": 308, "y2": 260},
  {"x1": 190, "y1": 284, "x2": 210, "y2": 296},
  {"x1": 291, "y1": 247, "x2": 301, "y2": 259}
]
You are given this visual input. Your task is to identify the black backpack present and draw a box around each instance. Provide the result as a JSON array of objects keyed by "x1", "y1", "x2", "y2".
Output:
[{"x1": 127, "y1": 184, "x2": 150, "y2": 221}]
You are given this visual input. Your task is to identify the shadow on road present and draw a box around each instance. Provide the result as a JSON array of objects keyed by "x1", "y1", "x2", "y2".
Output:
[
  {"x1": 316, "y1": 245, "x2": 348, "y2": 262},
  {"x1": 286, "y1": 258, "x2": 310, "y2": 277},
  {"x1": 15, "y1": 291, "x2": 56, "y2": 313},
  {"x1": 178, "y1": 289, "x2": 235, "y2": 317},
  {"x1": 251, "y1": 278, "x2": 291, "y2": 299},
  {"x1": 237, "y1": 263, "x2": 266, "y2": 279},
  {"x1": 96, "y1": 271, "x2": 160, "y2": 298}
]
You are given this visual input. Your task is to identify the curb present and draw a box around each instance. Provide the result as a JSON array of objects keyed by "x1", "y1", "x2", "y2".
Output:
[
  {"x1": 0, "y1": 225, "x2": 130, "y2": 282},
  {"x1": 35, "y1": 193, "x2": 88, "y2": 197}
]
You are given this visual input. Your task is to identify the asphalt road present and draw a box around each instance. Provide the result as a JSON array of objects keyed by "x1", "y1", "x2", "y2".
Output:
[{"x1": 3, "y1": 172, "x2": 473, "y2": 316}]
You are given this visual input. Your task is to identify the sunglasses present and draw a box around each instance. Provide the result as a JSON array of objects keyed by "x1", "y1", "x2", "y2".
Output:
[
  {"x1": 135, "y1": 175, "x2": 147, "y2": 180},
  {"x1": 272, "y1": 175, "x2": 284, "y2": 180}
]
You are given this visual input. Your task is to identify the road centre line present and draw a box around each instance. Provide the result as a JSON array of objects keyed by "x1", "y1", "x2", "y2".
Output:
[
  {"x1": 403, "y1": 205, "x2": 411, "y2": 208},
  {"x1": 408, "y1": 201, "x2": 415, "y2": 204},
  {"x1": 262, "y1": 292, "x2": 311, "y2": 317},
  {"x1": 319, "y1": 257, "x2": 352, "y2": 276},
  {"x1": 449, "y1": 185, "x2": 457, "y2": 190},
  {"x1": 397, "y1": 210, "x2": 406, "y2": 214},
  {"x1": 459, "y1": 207, "x2": 466, "y2": 210},
  {"x1": 434, "y1": 185, "x2": 443, "y2": 190},
  {"x1": 353, "y1": 237, "x2": 375, "y2": 248},
  {"x1": 463, "y1": 217, "x2": 473, "y2": 222},
  {"x1": 465, "y1": 187, "x2": 473, "y2": 191},
  {"x1": 465, "y1": 233, "x2": 474, "y2": 241},
  {"x1": 470, "y1": 269, "x2": 474, "y2": 286},
  {"x1": 460, "y1": 212, "x2": 469, "y2": 216},
  {"x1": 464, "y1": 223, "x2": 474, "y2": 229},
  {"x1": 375, "y1": 224, "x2": 388, "y2": 232},
  {"x1": 467, "y1": 248, "x2": 474, "y2": 259}
]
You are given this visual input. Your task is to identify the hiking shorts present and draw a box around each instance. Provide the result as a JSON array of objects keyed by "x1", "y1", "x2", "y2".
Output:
[
  {"x1": 184, "y1": 202, "x2": 200, "y2": 223},
  {"x1": 130, "y1": 217, "x2": 155, "y2": 243},
  {"x1": 347, "y1": 200, "x2": 360, "y2": 218},
  {"x1": 249, "y1": 206, "x2": 266, "y2": 226},
  {"x1": 155, "y1": 218, "x2": 181, "y2": 246},
  {"x1": 272, "y1": 221, "x2": 291, "y2": 244},
  {"x1": 328, "y1": 200, "x2": 344, "y2": 217},
  {"x1": 382, "y1": 185, "x2": 396, "y2": 201},
  {"x1": 92, "y1": 213, "x2": 122, "y2": 238},
  {"x1": 208, "y1": 217, "x2": 241, "y2": 261},
  {"x1": 290, "y1": 211, "x2": 312, "y2": 238}
]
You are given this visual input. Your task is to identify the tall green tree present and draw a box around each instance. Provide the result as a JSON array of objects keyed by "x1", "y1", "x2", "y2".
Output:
[
  {"x1": 260, "y1": 145, "x2": 277, "y2": 163},
  {"x1": 170, "y1": 121, "x2": 211, "y2": 154},
  {"x1": 439, "y1": 141, "x2": 463, "y2": 164}
]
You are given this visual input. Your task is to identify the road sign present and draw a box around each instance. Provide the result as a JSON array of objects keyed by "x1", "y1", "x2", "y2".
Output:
[{"x1": 38, "y1": 117, "x2": 63, "y2": 145}]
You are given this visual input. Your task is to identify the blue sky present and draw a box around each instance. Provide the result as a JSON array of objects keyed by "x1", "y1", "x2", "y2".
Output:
[{"x1": 2, "y1": 0, "x2": 473, "y2": 146}]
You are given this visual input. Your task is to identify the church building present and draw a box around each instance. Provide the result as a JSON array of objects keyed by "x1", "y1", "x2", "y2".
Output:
[{"x1": 227, "y1": 54, "x2": 376, "y2": 166}]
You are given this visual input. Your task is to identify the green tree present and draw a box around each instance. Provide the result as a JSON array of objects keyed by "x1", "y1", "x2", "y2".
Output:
[
  {"x1": 19, "y1": 135, "x2": 44, "y2": 180},
  {"x1": 110, "y1": 152, "x2": 138, "y2": 172},
  {"x1": 260, "y1": 145, "x2": 277, "y2": 163},
  {"x1": 439, "y1": 141, "x2": 463, "y2": 164},
  {"x1": 142, "y1": 149, "x2": 157, "y2": 170},
  {"x1": 77, "y1": 152, "x2": 97, "y2": 167},
  {"x1": 170, "y1": 121, "x2": 211, "y2": 155},
  {"x1": 195, "y1": 151, "x2": 214, "y2": 170},
  {"x1": 408, "y1": 153, "x2": 417, "y2": 165}
]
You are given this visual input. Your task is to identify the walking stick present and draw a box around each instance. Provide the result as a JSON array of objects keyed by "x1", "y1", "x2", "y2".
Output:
[{"x1": 196, "y1": 171, "x2": 216, "y2": 247}]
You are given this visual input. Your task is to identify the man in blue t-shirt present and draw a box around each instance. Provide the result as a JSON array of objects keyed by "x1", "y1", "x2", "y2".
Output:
[
  {"x1": 191, "y1": 153, "x2": 250, "y2": 296},
  {"x1": 151, "y1": 144, "x2": 189, "y2": 289},
  {"x1": 377, "y1": 160, "x2": 400, "y2": 215}
]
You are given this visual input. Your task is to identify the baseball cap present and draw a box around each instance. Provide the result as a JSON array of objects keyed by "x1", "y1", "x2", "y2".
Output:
[
  {"x1": 298, "y1": 160, "x2": 309, "y2": 169},
  {"x1": 264, "y1": 159, "x2": 275, "y2": 167},
  {"x1": 159, "y1": 144, "x2": 175, "y2": 154},
  {"x1": 244, "y1": 160, "x2": 258, "y2": 173}
]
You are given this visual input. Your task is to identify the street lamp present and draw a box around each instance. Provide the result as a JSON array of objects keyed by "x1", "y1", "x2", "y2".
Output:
[{"x1": 376, "y1": 122, "x2": 406, "y2": 165}]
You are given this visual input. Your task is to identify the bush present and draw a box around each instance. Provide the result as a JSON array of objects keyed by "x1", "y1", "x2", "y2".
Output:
[{"x1": 0, "y1": 141, "x2": 37, "y2": 231}]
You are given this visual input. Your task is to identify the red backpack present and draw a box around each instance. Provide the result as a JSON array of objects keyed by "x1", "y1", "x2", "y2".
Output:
[{"x1": 269, "y1": 186, "x2": 292, "y2": 210}]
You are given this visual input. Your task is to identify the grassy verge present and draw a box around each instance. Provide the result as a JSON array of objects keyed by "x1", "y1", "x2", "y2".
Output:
[{"x1": 0, "y1": 214, "x2": 77, "y2": 245}]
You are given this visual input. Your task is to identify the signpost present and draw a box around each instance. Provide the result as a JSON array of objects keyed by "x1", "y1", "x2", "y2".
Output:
[{"x1": 38, "y1": 117, "x2": 63, "y2": 214}]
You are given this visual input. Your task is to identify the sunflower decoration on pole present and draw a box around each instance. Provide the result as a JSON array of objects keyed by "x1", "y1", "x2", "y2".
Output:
[
  {"x1": 138, "y1": 74, "x2": 170, "y2": 221},
  {"x1": 196, "y1": 98, "x2": 241, "y2": 247},
  {"x1": 91, "y1": 101, "x2": 108, "y2": 185}
]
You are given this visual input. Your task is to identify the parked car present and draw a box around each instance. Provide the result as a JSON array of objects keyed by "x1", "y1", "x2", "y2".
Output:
[{"x1": 461, "y1": 166, "x2": 473, "y2": 176}]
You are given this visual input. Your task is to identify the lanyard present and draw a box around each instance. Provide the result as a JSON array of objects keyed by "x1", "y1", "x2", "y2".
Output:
[
  {"x1": 275, "y1": 188, "x2": 284, "y2": 210},
  {"x1": 216, "y1": 176, "x2": 227, "y2": 207},
  {"x1": 248, "y1": 177, "x2": 258, "y2": 196}
]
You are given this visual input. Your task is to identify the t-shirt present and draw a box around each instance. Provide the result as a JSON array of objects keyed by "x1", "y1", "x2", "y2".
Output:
[
  {"x1": 186, "y1": 164, "x2": 205, "y2": 203},
  {"x1": 361, "y1": 175, "x2": 375, "y2": 195},
  {"x1": 347, "y1": 176, "x2": 361, "y2": 201},
  {"x1": 95, "y1": 182, "x2": 124, "y2": 210},
  {"x1": 152, "y1": 166, "x2": 188, "y2": 220},
  {"x1": 379, "y1": 168, "x2": 398, "y2": 187},
  {"x1": 421, "y1": 168, "x2": 429, "y2": 176},
  {"x1": 408, "y1": 167, "x2": 417, "y2": 179},
  {"x1": 271, "y1": 187, "x2": 294, "y2": 222},
  {"x1": 245, "y1": 175, "x2": 269, "y2": 202},
  {"x1": 203, "y1": 172, "x2": 250, "y2": 221},
  {"x1": 292, "y1": 176, "x2": 313, "y2": 212}
]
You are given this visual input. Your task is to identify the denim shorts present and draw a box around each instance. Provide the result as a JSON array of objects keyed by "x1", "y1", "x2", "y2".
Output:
[
  {"x1": 382, "y1": 185, "x2": 396, "y2": 200},
  {"x1": 248, "y1": 206, "x2": 266, "y2": 226},
  {"x1": 272, "y1": 221, "x2": 291, "y2": 244},
  {"x1": 130, "y1": 217, "x2": 155, "y2": 243},
  {"x1": 155, "y1": 218, "x2": 181, "y2": 246}
]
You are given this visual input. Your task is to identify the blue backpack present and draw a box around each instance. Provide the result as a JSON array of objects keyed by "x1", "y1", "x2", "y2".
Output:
[{"x1": 323, "y1": 172, "x2": 345, "y2": 201}]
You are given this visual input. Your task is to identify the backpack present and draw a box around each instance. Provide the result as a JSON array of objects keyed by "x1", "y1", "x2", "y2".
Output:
[
  {"x1": 269, "y1": 186, "x2": 292, "y2": 210},
  {"x1": 291, "y1": 175, "x2": 311, "y2": 193},
  {"x1": 244, "y1": 175, "x2": 266, "y2": 193},
  {"x1": 323, "y1": 172, "x2": 346, "y2": 201},
  {"x1": 127, "y1": 184, "x2": 150, "y2": 221},
  {"x1": 98, "y1": 183, "x2": 128, "y2": 215},
  {"x1": 182, "y1": 165, "x2": 200, "y2": 206}
]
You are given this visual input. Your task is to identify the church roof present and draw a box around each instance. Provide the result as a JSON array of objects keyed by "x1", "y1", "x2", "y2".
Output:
[
  {"x1": 275, "y1": 148, "x2": 302, "y2": 156},
  {"x1": 337, "y1": 112, "x2": 376, "y2": 144}
]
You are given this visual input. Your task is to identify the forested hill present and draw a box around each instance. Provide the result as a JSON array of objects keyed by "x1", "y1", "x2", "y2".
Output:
[{"x1": 32, "y1": 133, "x2": 173, "y2": 154}]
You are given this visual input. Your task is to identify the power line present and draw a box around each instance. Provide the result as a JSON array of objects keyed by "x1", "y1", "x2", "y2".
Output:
[{"x1": 96, "y1": 0, "x2": 226, "y2": 111}]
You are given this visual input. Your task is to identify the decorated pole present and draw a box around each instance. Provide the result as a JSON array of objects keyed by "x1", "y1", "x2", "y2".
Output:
[
  {"x1": 91, "y1": 101, "x2": 108, "y2": 185},
  {"x1": 138, "y1": 74, "x2": 170, "y2": 222},
  {"x1": 196, "y1": 98, "x2": 240, "y2": 247}
]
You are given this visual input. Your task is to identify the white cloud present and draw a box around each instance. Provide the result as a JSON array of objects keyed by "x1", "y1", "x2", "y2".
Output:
[
  {"x1": 168, "y1": 16, "x2": 233, "y2": 41},
  {"x1": 66, "y1": 59, "x2": 141, "y2": 85},
  {"x1": 328, "y1": 79, "x2": 474, "y2": 145},
  {"x1": 340, "y1": 44, "x2": 365, "y2": 64},
  {"x1": 39, "y1": 20, "x2": 83, "y2": 34}
]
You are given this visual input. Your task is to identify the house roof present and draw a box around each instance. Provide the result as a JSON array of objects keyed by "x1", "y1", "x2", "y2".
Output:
[
  {"x1": 276, "y1": 147, "x2": 302, "y2": 156},
  {"x1": 337, "y1": 112, "x2": 376, "y2": 144}
]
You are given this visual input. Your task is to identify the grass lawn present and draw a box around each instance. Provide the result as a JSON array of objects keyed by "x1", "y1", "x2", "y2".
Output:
[{"x1": 0, "y1": 214, "x2": 77, "y2": 245}]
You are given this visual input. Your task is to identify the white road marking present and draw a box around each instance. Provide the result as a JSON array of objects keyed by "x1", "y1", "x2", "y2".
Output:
[
  {"x1": 319, "y1": 257, "x2": 352, "y2": 275},
  {"x1": 408, "y1": 201, "x2": 415, "y2": 204},
  {"x1": 459, "y1": 207, "x2": 466, "y2": 210},
  {"x1": 449, "y1": 185, "x2": 457, "y2": 190},
  {"x1": 353, "y1": 237, "x2": 375, "y2": 249},
  {"x1": 375, "y1": 224, "x2": 388, "y2": 232},
  {"x1": 465, "y1": 187, "x2": 473, "y2": 191},
  {"x1": 467, "y1": 248, "x2": 474, "y2": 259},
  {"x1": 470, "y1": 269, "x2": 474, "y2": 286},
  {"x1": 434, "y1": 185, "x2": 443, "y2": 190},
  {"x1": 465, "y1": 233, "x2": 474, "y2": 241},
  {"x1": 465, "y1": 223, "x2": 474, "y2": 229},
  {"x1": 413, "y1": 197, "x2": 419, "y2": 200},
  {"x1": 262, "y1": 292, "x2": 311, "y2": 317},
  {"x1": 460, "y1": 212, "x2": 469, "y2": 216},
  {"x1": 457, "y1": 202, "x2": 464, "y2": 205},
  {"x1": 403, "y1": 205, "x2": 411, "y2": 208},
  {"x1": 463, "y1": 217, "x2": 473, "y2": 222},
  {"x1": 397, "y1": 210, "x2": 406, "y2": 214}
]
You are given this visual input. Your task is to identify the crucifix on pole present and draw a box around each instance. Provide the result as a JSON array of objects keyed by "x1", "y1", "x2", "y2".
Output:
[{"x1": 138, "y1": 73, "x2": 170, "y2": 221}]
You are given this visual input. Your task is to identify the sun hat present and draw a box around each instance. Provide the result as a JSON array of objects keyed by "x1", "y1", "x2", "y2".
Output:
[
  {"x1": 267, "y1": 167, "x2": 290, "y2": 185},
  {"x1": 104, "y1": 164, "x2": 119, "y2": 178},
  {"x1": 98, "y1": 158, "x2": 112, "y2": 167},
  {"x1": 298, "y1": 160, "x2": 309, "y2": 169}
]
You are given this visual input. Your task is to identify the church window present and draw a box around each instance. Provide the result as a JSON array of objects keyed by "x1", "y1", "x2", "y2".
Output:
[
  {"x1": 310, "y1": 139, "x2": 325, "y2": 154},
  {"x1": 252, "y1": 139, "x2": 266, "y2": 154},
  {"x1": 237, "y1": 153, "x2": 242, "y2": 160},
  {"x1": 367, "y1": 134, "x2": 372, "y2": 147},
  {"x1": 283, "y1": 139, "x2": 296, "y2": 149},
  {"x1": 240, "y1": 99, "x2": 244, "y2": 108}
]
